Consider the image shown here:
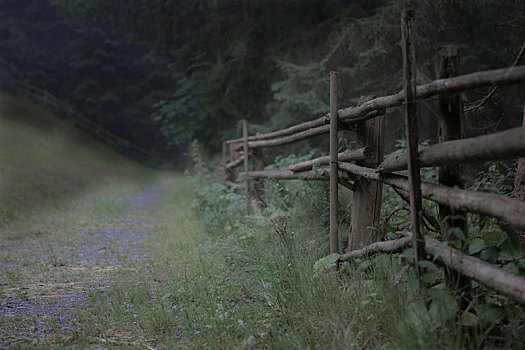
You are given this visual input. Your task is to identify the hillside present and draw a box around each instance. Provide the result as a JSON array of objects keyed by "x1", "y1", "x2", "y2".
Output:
[{"x1": 0, "y1": 92, "x2": 154, "y2": 228}]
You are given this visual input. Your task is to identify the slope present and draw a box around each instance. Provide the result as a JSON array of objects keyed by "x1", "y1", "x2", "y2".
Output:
[{"x1": 0, "y1": 92, "x2": 154, "y2": 228}]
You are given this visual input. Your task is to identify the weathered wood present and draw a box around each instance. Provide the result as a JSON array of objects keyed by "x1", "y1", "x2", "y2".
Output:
[
  {"x1": 225, "y1": 65, "x2": 525, "y2": 150},
  {"x1": 233, "y1": 124, "x2": 329, "y2": 150},
  {"x1": 339, "y1": 162, "x2": 525, "y2": 231},
  {"x1": 348, "y1": 112, "x2": 384, "y2": 251},
  {"x1": 435, "y1": 45, "x2": 470, "y2": 296},
  {"x1": 289, "y1": 148, "x2": 372, "y2": 173},
  {"x1": 424, "y1": 236, "x2": 525, "y2": 305},
  {"x1": 330, "y1": 71, "x2": 339, "y2": 254},
  {"x1": 338, "y1": 233, "x2": 525, "y2": 304},
  {"x1": 338, "y1": 65, "x2": 525, "y2": 124},
  {"x1": 243, "y1": 119, "x2": 250, "y2": 216},
  {"x1": 228, "y1": 143, "x2": 240, "y2": 181},
  {"x1": 242, "y1": 168, "x2": 353, "y2": 181},
  {"x1": 378, "y1": 127, "x2": 525, "y2": 173},
  {"x1": 226, "y1": 156, "x2": 244, "y2": 169},
  {"x1": 226, "y1": 109, "x2": 381, "y2": 145},
  {"x1": 338, "y1": 178, "x2": 355, "y2": 191},
  {"x1": 339, "y1": 235, "x2": 412, "y2": 262},
  {"x1": 253, "y1": 142, "x2": 266, "y2": 204},
  {"x1": 221, "y1": 141, "x2": 227, "y2": 182},
  {"x1": 226, "y1": 117, "x2": 327, "y2": 144},
  {"x1": 401, "y1": 9, "x2": 425, "y2": 289},
  {"x1": 255, "y1": 149, "x2": 264, "y2": 171}
]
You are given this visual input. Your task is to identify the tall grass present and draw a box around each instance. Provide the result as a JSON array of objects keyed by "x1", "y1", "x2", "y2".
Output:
[{"x1": 185, "y1": 142, "x2": 525, "y2": 349}]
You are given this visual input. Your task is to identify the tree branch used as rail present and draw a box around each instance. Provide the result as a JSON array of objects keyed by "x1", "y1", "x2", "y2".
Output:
[
  {"x1": 339, "y1": 65, "x2": 525, "y2": 123},
  {"x1": 289, "y1": 148, "x2": 373, "y2": 172},
  {"x1": 338, "y1": 162, "x2": 525, "y2": 230},
  {"x1": 378, "y1": 126, "x2": 525, "y2": 173},
  {"x1": 240, "y1": 168, "x2": 353, "y2": 181},
  {"x1": 226, "y1": 66, "x2": 525, "y2": 149},
  {"x1": 338, "y1": 234, "x2": 525, "y2": 304},
  {"x1": 225, "y1": 156, "x2": 244, "y2": 169}
]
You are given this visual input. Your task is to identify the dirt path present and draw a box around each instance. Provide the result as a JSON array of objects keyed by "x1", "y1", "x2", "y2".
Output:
[{"x1": 0, "y1": 182, "x2": 169, "y2": 348}]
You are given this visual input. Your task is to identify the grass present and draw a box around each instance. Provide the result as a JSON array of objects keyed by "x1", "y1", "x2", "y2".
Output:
[
  {"x1": 0, "y1": 91, "x2": 154, "y2": 229},
  {"x1": 1, "y1": 92, "x2": 523, "y2": 349}
]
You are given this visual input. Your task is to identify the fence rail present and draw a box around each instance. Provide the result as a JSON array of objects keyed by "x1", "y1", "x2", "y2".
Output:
[{"x1": 220, "y1": 10, "x2": 525, "y2": 304}]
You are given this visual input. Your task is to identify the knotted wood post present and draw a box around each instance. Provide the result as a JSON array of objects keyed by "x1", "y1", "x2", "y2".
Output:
[
  {"x1": 243, "y1": 119, "x2": 250, "y2": 216},
  {"x1": 402, "y1": 8, "x2": 425, "y2": 291},
  {"x1": 347, "y1": 103, "x2": 384, "y2": 251},
  {"x1": 435, "y1": 45, "x2": 471, "y2": 298},
  {"x1": 329, "y1": 71, "x2": 339, "y2": 254}
]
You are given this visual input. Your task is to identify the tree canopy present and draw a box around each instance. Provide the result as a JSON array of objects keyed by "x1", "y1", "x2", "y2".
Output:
[{"x1": 1, "y1": 0, "x2": 524, "y2": 156}]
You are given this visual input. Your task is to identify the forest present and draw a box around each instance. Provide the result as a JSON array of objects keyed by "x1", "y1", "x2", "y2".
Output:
[{"x1": 1, "y1": 0, "x2": 525, "y2": 348}]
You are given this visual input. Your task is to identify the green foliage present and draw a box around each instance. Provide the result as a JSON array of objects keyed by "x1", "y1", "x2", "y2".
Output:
[
  {"x1": 187, "y1": 139, "x2": 525, "y2": 348},
  {"x1": 188, "y1": 141, "x2": 244, "y2": 233},
  {"x1": 153, "y1": 79, "x2": 210, "y2": 147}
]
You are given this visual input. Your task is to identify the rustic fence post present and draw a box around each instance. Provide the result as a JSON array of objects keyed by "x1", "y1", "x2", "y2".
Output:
[
  {"x1": 243, "y1": 119, "x2": 250, "y2": 216},
  {"x1": 221, "y1": 141, "x2": 227, "y2": 182},
  {"x1": 330, "y1": 71, "x2": 339, "y2": 254},
  {"x1": 253, "y1": 139, "x2": 265, "y2": 205},
  {"x1": 347, "y1": 104, "x2": 384, "y2": 251},
  {"x1": 435, "y1": 45, "x2": 471, "y2": 298},
  {"x1": 229, "y1": 143, "x2": 240, "y2": 182},
  {"x1": 401, "y1": 8, "x2": 425, "y2": 291}
]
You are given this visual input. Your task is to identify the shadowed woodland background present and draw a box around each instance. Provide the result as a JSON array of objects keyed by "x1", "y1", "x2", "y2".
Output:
[{"x1": 1, "y1": 0, "x2": 524, "y2": 160}]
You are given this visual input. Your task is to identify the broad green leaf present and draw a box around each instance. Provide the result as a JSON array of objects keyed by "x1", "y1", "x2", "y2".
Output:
[
  {"x1": 499, "y1": 240, "x2": 523, "y2": 261},
  {"x1": 313, "y1": 253, "x2": 340, "y2": 273},
  {"x1": 469, "y1": 238, "x2": 486, "y2": 255},
  {"x1": 404, "y1": 300, "x2": 431, "y2": 332},
  {"x1": 461, "y1": 312, "x2": 477, "y2": 327},
  {"x1": 480, "y1": 247, "x2": 499, "y2": 263},
  {"x1": 450, "y1": 227, "x2": 466, "y2": 241},
  {"x1": 430, "y1": 295, "x2": 458, "y2": 323},
  {"x1": 483, "y1": 230, "x2": 506, "y2": 248},
  {"x1": 479, "y1": 305, "x2": 504, "y2": 325},
  {"x1": 422, "y1": 272, "x2": 437, "y2": 284},
  {"x1": 418, "y1": 260, "x2": 439, "y2": 272}
]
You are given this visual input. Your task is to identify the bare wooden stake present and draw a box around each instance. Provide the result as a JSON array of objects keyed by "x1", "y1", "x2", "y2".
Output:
[
  {"x1": 243, "y1": 119, "x2": 250, "y2": 216},
  {"x1": 435, "y1": 45, "x2": 471, "y2": 297},
  {"x1": 330, "y1": 71, "x2": 339, "y2": 254},
  {"x1": 402, "y1": 9, "x2": 425, "y2": 290}
]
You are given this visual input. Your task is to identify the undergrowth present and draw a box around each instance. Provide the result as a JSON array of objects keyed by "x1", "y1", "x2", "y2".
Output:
[{"x1": 187, "y1": 140, "x2": 525, "y2": 349}]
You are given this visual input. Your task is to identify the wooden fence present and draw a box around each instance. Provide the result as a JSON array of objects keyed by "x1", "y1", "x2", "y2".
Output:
[{"x1": 221, "y1": 10, "x2": 525, "y2": 303}]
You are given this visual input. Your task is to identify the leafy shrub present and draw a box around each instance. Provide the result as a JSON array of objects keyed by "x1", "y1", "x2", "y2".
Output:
[{"x1": 188, "y1": 141, "x2": 244, "y2": 233}]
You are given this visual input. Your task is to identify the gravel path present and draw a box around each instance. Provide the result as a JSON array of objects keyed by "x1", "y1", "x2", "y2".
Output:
[{"x1": 0, "y1": 183, "x2": 168, "y2": 347}]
